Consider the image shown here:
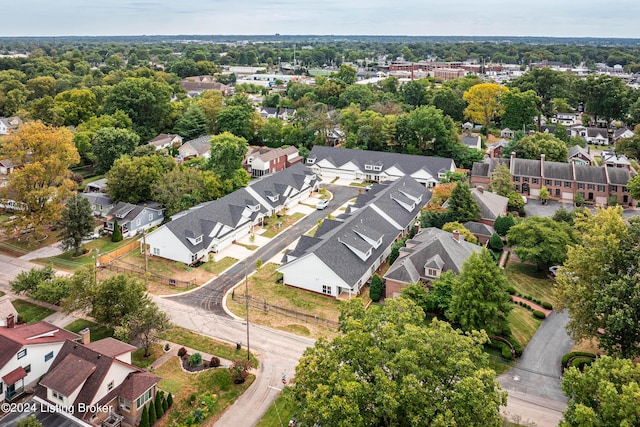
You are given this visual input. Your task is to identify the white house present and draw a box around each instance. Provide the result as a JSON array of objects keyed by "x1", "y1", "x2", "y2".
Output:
[
  {"x1": 306, "y1": 146, "x2": 456, "y2": 188},
  {"x1": 0, "y1": 116, "x2": 22, "y2": 135},
  {"x1": 37, "y1": 335, "x2": 159, "y2": 426},
  {"x1": 145, "y1": 163, "x2": 319, "y2": 264},
  {"x1": 0, "y1": 320, "x2": 79, "y2": 402},
  {"x1": 148, "y1": 133, "x2": 183, "y2": 150},
  {"x1": 278, "y1": 175, "x2": 431, "y2": 298}
]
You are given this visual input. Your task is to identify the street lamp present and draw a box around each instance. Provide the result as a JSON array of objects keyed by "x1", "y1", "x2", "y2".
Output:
[{"x1": 93, "y1": 249, "x2": 100, "y2": 284}]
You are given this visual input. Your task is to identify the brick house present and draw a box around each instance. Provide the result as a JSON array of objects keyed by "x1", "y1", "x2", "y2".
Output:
[
  {"x1": 470, "y1": 153, "x2": 634, "y2": 206},
  {"x1": 244, "y1": 146, "x2": 303, "y2": 178}
]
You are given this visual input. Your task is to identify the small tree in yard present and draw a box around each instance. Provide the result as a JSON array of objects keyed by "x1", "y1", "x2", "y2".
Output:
[
  {"x1": 148, "y1": 400, "x2": 157, "y2": 425},
  {"x1": 111, "y1": 218, "x2": 123, "y2": 242},
  {"x1": 114, "y1": 300, "x2": 171, "y2": 357},
  {"x1": 369, "y1": 274, "x2": 384, "y2": 302},
  {"x1": 17, "y1": 415, "x2": 42, "y2": 427},
  {"x1": 573, "y1": 192, "x2": 585, "y2": 207},
  {"x1": 494, "y1": 214, "x2": 516, "y2": 236},
  {"x1": 139, "y1": 405, "x2": 149, "y2": 427},
  {"x1": 230, "y1": 359, "x2": 253, "y2": 384},
  {"x1": 155, "y1": 393, "x2": 164, "y2": 418},
  {"x1": 539, "y1": 186, "x2": 550, "y2": 204},
  {"x1": 60, "y1": 195, "x2": 95, "y2": 256},
  {"x1": 489, "y1": 232, "x2": 504, "y2": 251},
  {"x1": 167, "y1": 393, "x2": 173, "y2": 408},
  {"x1": 189, "y1": 352, "x2": 203, "y2": 367}
]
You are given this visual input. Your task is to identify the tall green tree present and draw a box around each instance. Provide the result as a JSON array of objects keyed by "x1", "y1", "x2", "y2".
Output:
[
  {"x1": 92, "y1": 274, "x2": 147, "y2": 327},
  {"x1": 509, "y1": 67, "x2": 567, "y2": 126},
  {"x1": 560, "y1": 356, "x2": 640, "y2": 427},
  {"x1": 103, "y1": 77, "x2": 173, "y2": 141},
  {"x1": 60, "y1": 195, "x2": 95, "y2": 256},
  {"x1": 174, "y1": 104, "x2": 208, "y2": 140},
  {"x1": 396, "y1": 105, "x2": 458, "y2": 155},
  {"x1": 52, "y1": 89, "x2": 98, "y2": 126},
  {"x1": 506, "y1": 216, "x2": 576, "y2": 269},
  {"x1": 501, "y1": 88, "x2": 540, "y2": 131},
  {"x1": 115, "y1": 301, "x2": 171, "y2": 357},
  {"x1": 152, "y1": 165, "x2": 223, "y2": 217},
  {"x1": 573, "y1": 74, "x2": 629, "y2": 126},
  {"x1": 446, "y1": 182, "x2": 481, "y2": 223},
  {"x1": 507, "y1": 132, "x2": 568, "y2": 162},
  {"x1": 295, "y1": 298, "x2": 506, "y2": 427},
  {"x1": 106, "y1": 155, "x2": 173, "y2": 204},
  {"x1": 208, "y1": 132, "x2": 250, "y2": 187},
  {"x1": 216, "y1": 104, "x2": 256, "y2": 141},
  {"x1": 93, "y1": 127, "x2": 140, "y2": 174},
  {"x1": 429, "y1": 86, "x2": 467, "y2": 122},
  {"x1": 490, "y1": 163, "x2": 514, "y2": 197},
  {"x1": 447, "y1": 249, "x2": 512, "y2": 336},
  {"x1": 10, "y1": 264, "x2": 56, "y2": 295}
]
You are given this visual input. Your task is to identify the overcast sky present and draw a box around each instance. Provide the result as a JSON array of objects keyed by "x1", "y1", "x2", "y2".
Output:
[{"x1": 4, "y1": 0, "x2": 640, "y2": 38}]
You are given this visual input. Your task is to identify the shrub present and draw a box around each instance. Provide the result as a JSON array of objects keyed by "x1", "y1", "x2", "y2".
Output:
[
  {"x1": 189, "y1": 393, "x2": 197, "y2": 404},
  {"x1": 506, "y1": 337, "x2": 523, "y2": 357},
  {"x1": 571, "y1": 357, "x2": 594, "y2": 371},
  {"x1": 111, "y1": 219, "x2": 123, "y2": 242},
  {"x1": 148, "y1": 401, "x2": 157, "y2": 425},
  {"x1": 533, "y1": 310, "x2": 546, "y2": 319},
  {"x1": 139, "y1": 405, "x2": 149, "y2": 427},
  {"x1": 561, "y1": 351, "x2": 596, "y2": 366},
  {"x1": 164, "y1": 343, "x2": 170, "y2": 351},
  {"x1": 489, "y1": 232, "x2": 504, "y2": 251},
  {"x1": 177, "y1": 347, "x2": 187, "y2": 357},
  {"x1": 209, "y1": 356, "x2": 221, "y2": 367},
  {"x1": 506, "y1": 286, "x2": 516, "y2": 295},
  {"x1": 533, "y1": 298, "x2": 541, "y2": 305},
  {"x1": 494, "y1": 214, "x2": 516, "y2": 236},
  {"x1": 369, "y1": 274, "x2": 384, "y2": 302},
  {"x1": 155, "y1": 396, "x2": 164, "y2": 418},
  {"x1": 542, "y1": 301, "x2": 553, "y2": 310},
  {"x1": 500, "y1": 343, "x2": 513, "y2": 360},
  {"x1": 167, "y1": 393, "x2": 173, "y2": 408},
  {"x1": 188, "y1": 352, "x2": 203, "y2": 367}
]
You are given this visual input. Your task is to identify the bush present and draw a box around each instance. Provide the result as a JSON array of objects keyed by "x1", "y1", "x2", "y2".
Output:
[
  {"x1": 561, "y1": 351, "x2": 596, "y2": 366},
  {"x1": 188, "y1": 352, "x2": 203, "y2": 367},
  {"x1": 506, "y1": 286, "x2": 516, "y2": 295},
  {"x1": 489, "y1": 232, "x2": 504, "y2": 251},
  {"x1": 111, "y1": 218, "x2": 123, "y2": 242},
  {"x1": 500, "y1": 343, "x2": 513, "y2": 360},
  {"x1": 506, "y1": 337, "x2": 523, "y2": 357},
  {"x1": 177, "y1": 347, "x2": 187, "y2": 357},
  {"x1": 542, "y1": 301, "x2": 553, "y2": 310},
  {"x1": 369, "y1": 274, "x2": 384, "y2": 302},
  {"x1": 571, "y1": 357, "x2": 594, "y2": 371},
  {"x1": 209, "y1": 356, "x2": 221, "y2": 368},
  {"x1": 533, "y1": 310, "x2": 546, "y2": 319},
  {"x1": 533, "y1": 298, "x2": 541, "y2": 305},
  {"x1": 164, "y1": 343, "x2": 170, "y2": 351},
  {"x1": 167, "y1": 393, "x2": 173, "y2": 408},
  {"x1": 494, "y1": 214, "x2": 516, "y2": 236},
  {"x1": 189, "y1": 393, "x2": 197, "y2": 404}
]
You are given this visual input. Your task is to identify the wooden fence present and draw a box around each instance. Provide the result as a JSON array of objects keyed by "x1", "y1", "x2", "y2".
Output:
[
  {"x1": 97, "y1": 240, "x2": 140, "y2": 266},
  {"x1": 232, "y1": 293, "x2": 339, "y2": 329}
]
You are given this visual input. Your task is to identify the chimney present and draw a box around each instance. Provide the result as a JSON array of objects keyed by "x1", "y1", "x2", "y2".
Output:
[
  {"x1": 80, "y1": 328, "x2": 90, "y2": 345},
  {"x1": 540, "y1": 153, "x2": 545, "y2": 178},
  {"x1": 6, "y1": 313, "x2": 14, "y2": 328},
  {"x1": 587, "y1": 145, "x2": 591, "y2": 155},
  {"x1": 452, "y1": 230, "x2": 460, "y2": 242}
]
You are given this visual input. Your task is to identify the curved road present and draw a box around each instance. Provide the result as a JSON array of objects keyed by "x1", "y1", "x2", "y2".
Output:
[{"x1": 169, "y1": 184, "x2": 360, "y2": 315}]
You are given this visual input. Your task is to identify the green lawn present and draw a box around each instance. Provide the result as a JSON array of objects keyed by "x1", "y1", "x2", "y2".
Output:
[
  {"x1": 161, "y1": 327, "x2": 259, "y2": 367},
  {"x1": 47, "y1": 236, "x2": 138, "y2": 270},
  {"x1": 256, "y1": 386, "x2": 299, "y2": 427},
  {"x1": 508, "y1": 304, "x2": 542, "y2": 348},
  {"x1": 131, "y1": 343, "x2": 164, "y2": 368},
  {"x1": 505, "y1": 262, "x2": 557, "y2": 305},
  {"x1": 201, "y1": 257, "x2": 238, "y2": 274},
  {"x1": 13, "y1": 299, "x2": 55, "y2": 323},
  {"x1": 262, "y1": 213, "x2": 305, "y2": 238},
  {"x1": 64, "y1": 319, "x2": 114, "y2": 341},
  {"x1": 156, "y1": 357, "x2": 254, "y2": 427}
]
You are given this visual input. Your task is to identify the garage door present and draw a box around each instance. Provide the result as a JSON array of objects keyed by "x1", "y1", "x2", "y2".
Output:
[
  {"x1": 562, "y1": 192, "x2": 573, "y2": 201},
  {"x1": 595, "y1": 196, "x2": 607, "y2": 205}
]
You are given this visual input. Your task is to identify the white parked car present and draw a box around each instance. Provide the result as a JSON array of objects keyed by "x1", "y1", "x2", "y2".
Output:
[
  {"x1": 316, "y1": 199, "x2": 329, "y2": 210},
  {"x1": 549, "y1": 265, "x2": 562, "y2": 277}
]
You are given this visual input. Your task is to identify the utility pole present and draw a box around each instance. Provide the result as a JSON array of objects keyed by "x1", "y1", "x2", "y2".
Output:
[{"x1": 245, "y1": 261, "x2": 250, "y2": 362}]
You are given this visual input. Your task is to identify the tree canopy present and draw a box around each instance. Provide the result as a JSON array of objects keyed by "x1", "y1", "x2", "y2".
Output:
[
  {"x1": 506, "y1": 216, "x2": 576, "y2": 269},
  {"x1": 294, "y1": 297, "x2": 506, "y2": 427},
  {"x1": 507, "y1": 132, "x2": 568, "y2": 162},
  {"x1": 59, "y1": 195, "x2": 95, "y2": 256},
  {"x1": 446, "y1": 182, "x2": 481, "y2": 223},
  {"x1": 463, "y1": 83, "x2": 508, "y2": 135}
]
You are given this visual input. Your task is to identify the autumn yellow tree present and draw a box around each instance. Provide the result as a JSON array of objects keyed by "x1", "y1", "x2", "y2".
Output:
[
  {"x1": 463, "y1": 83, "x2": 509, "y2": 136},
  {"x1": 1, "y1": 121, "x2": 80, "y2": 240}
]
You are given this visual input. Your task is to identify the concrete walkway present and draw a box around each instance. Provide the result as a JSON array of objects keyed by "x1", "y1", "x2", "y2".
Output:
[
  {"x1": 511, "y1": 295, "x2": 553, "y2": 317},
  {"x1": 18, "y1": 241, "x2": 64, "y2": 261}
]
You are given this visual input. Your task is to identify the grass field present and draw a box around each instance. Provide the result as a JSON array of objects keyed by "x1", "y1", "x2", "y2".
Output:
[
  {"x1": 261, "y1": 213, "x2": 305, "y2": 238},
  {"x1": 201, "y1": 256, "x2": 238, "y2": 275},
  {"x1": 505, "y1": 262, "x2": 557, "y2": 305},
  {"x1": 161, "y1": 327, "x2": 258, "y2": 367},
  {"x1": 256, "y1": 386, "x2": 299, "y2": 427},
  {"x1": 131, "y1": 343, "x2": 164, "y2": 368},
  {"x1": 64, "y1": 319, "x2": 114, "y2": 341},
  {"x1": 13, "y1": 299, "x2": 55, "y2": 323},
  {"x1": 155, "y1": 357, "x2": 254, "y2": 427},
  {"x1": 508, "y1": 304, "x2": 542, "y2": 348}
]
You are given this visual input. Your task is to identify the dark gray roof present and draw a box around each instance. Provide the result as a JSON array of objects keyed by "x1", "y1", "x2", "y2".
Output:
[
  {"x1": 184, "y1": 135, "x2": 212, "y2": 155},
  {"x1": 512, "y1": 158, "x2": 541, "y2": 177},
  {"x1": 471, "y1": 188, "x2": 508, "y2": 221},
  {"x1": 79, "y1": 192, "x2": 114, "y2": 206},
  {"x1": 106, "y1": 201, "x2": 162, "y2": 225},
  {"x1": 542, "y1": 161, "x2": 573, "y2": 180},
  {"x1": 568, "y1": 145, "x2": 594, "y2": 163},
  {"x1": 608, "y1": 167, "x2": 632, "y2": 185},
  {"x1": 384, "y1": 227, "x2": 480, "y2": 285},
  {"x1": 461, "y1": 135, "x2": 480, "y2": 148},
  {"x1": 471, "y1": 158, "x2": 509, "y2": 179},
  {"x1": 463, "y1": 221, "x2": 495, "y2": 237},
  {"x1": 308, "y1": 146, "x2": 455, "y2": 178},
  {"x1": 574, "y1": 164, "x2": 606, "y2": 184},
  {"x1": 282, "y1": 175, "x2": 431, "y2": 287}
]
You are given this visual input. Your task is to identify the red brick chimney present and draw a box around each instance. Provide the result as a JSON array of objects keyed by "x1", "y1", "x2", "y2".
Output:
[
  {"x1": 6, "y1": 313, "x2": 14, "y2": 328},
  {"x1": 80, "y1": 328, "x2": 90, "y2": 345},
  {"x1": 452, "y1": 230, "x2": 460, "y2": 242}
]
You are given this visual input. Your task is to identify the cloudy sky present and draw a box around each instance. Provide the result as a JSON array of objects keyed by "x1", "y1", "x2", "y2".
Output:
[{"x1": 4, "y1": 0, "x2": 640, "y2": 38}]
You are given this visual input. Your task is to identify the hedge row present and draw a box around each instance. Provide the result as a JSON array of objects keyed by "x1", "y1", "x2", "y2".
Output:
[
  {"x1": 513, "y1": 292, "x2": 554, "y2": 310},
  {"x1": 562, "y1": 351, "x2": 596, "y2": 366}
]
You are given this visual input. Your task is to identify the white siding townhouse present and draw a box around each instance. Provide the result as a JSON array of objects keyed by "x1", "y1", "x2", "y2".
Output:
[
  {"x1": 278, "y1": 175, "x2": 431, "y2": 298},
  {"x1": 145, "y1": 163, "x2": 319, "y2": 264},
  {"x1": 306, "y1": 146, "x2": 456, "y2": 188},
  {"x1": 0, "y1": 320, "x2": 79, "y2": 402}
]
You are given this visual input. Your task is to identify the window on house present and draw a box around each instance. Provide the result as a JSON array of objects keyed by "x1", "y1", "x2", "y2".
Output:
[
  {"x1": 0, "y1": 382, "x2": 3, "y2": 395},
  {"x1": 588, "y1": 183, "x2": 595, "y2": 190},
  {"x1": 194, "y1": 235, "x2": 202, "y2": 244},
  {"x1": 554, "y1": 180, "x2": 561, "y2": 186},
  {"x1": 23, "y1": 365, "x2": 31, "y2": 374},
  {"x1": 597, "y1": 185, "x2": 605, "y2": 192},
  {"x1": 306, "y1": 158, "x2": 315, "y2": 164},
  {"x1": 136, "y1": 388, "x2": 153, "y2": 409},
  {"x1": 148, "y1": 214, "x2": 153, "y2": 221},
  {"x1": 564, "y1": 181, "x2": 572, "y2": 188},
  {"x1": 373, "y1": 166, "x2": 382, "y2": 171},
  {"x1": 364, "y1": 165, "x2": 372, "y2": 170},
  {"x1": 119, "y1": 397, "x2": 131, "y2": 411},
  {"x1": 514, "y1": 176, "x2": 520, "y2": 182},
  {"x1": 45, "y1": 351, "x2": 54, "y2": 362},
  {"x1": 532, "y1": 178, "x2": 539, "y2": 184},
  {"x1": 623, "y1": 186, "x2": 628, "y2": 192},
  {"x1": 52, "y1": 390, "x2": 64, "y2": 402},
  {"x1": 515, "y1": 184, "x2": 520, "y2": 191},
  {"x1": 426, "y1": 268, "x2": 439, "y2": 277},
  {"x1": 322, "y1": 285, "x2": 332, "y2": 295},
  {"x1": 555, "y1": 189, "x2": 560, "y2": 196},
  {"x1": 153, "y1": 247, "x2": 160, "y2": 256},
  {"x1": 610, "y1": 185, "x2": 618, "y2": 192},
  {"x1": 108, "y1": 381, "x2": 114, "y2": 391},
  {"x1": 191, "y1": 253, "x2": 198, "y2": 263},
  {"x1": 136, "y1": 218, "x2": 141, "y2": 226},
  {"x1": 523, "y1": 177, "x2": 529, "y2": 183},
  {"x1": 17, "y1": 349, "x2": 26, "y2": 359},
  {"x1": 578, "y1": 183, "x2": 584, "y2": 189}
]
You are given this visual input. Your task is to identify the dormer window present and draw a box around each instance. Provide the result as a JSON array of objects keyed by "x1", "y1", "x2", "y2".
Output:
[
  {"x1": 438, "y1": 172, "x2": 445, "y2": 178},
  {"x1": 249, "y1": 204, "x2": 260, "y2": 212},
  {"x1": 373, "y1": 165, "x2": 382, "y2": 171},
  {"x1": 195, "y1": 235, "x2": 203, "y2": 244},
  {"x1": 307, "y1": 158, "x2": 315, "y2": 164},
  {"x1": 364, "y1": 164, "x2": 373, "y2": 170},
  {"x1": 426, "y1": 268, "x2": 440, "y2": 277}
]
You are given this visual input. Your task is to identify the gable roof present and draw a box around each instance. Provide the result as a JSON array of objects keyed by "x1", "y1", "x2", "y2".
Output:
[
  {"x1": 0, "y1": 297, "x2": 17, "y2": 323},
  {"x1": 281, "y1": 176, "x2": 431, "y2": 287},
  {"x1": 247, "y1": 146, "x2": 298, "y2": 163},
  {"x1": 307, "y1": 146, "x2": 455, "y2": 179},
  {"x1": 463, "y1": 221, "x2": 495, "y2": 237},
  {"x1": 181, "y1": 135, "x2": 212, "y2": 156},
  {"x1": 85, "y1": 338, "x2": 136, "y2": 358},
  {"x1": 79, "y1": 192, "x2": 114, "y2": 207},
  {"x1": 383, "y1": 227, "x2": 480, "y2": 285},
  {"x1": 148, "y1": 133, "x2": 180, "y2": 148},
  {"x1": 106, "y1": 202, "x2": 162, "y2": 225},
  {"x1": 40, "y1": 353, "x2": 97, "y2": 396},
  {"x1": 470, "y1": 187, "x2": 508, "y2": 221},
  {"x1": 568, "y1": 145, "x2": 595, "y2": 164}
]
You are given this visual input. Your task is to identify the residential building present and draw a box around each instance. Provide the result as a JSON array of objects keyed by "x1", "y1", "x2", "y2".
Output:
[
  {"x1": 78, "y1": 192, "x2": 115, "y2": 218},
  {"x1": 148, "y1": 133, "x2": 182, "y2": 150},
  {"x1": 568, "y1": 145, "x2": 595, "y2": 166},
  {"x1": 0, "y1": 159, "x2": 17, "y2": 188},
  {"x1": 463, "y1": 221, "x2": 496, "y2": 245},
  {"x1": 0, "y1": 116, "x2": 22, "y2": 135},
  {"x1": 470, "y1": 186, "x2": 508, "y2": 226},
  {"x1": 145, "y1": 163, "x2": 319, "y2": 264},
  {"x1": 461, "y1": 134, "x2": 482, "y2": 150},
  {"x1": 104, "y1": 202, "x2": 164, "y2": 238},
  {"x1": 601, "y1": 150, "x2": 631, "y2": 169},
  {"x1": 180, "y1": 75, "x2": 232, "y2": 96},
  {"x1": 612, "y1": 127, "x2": 635, "y2": 143},
  {"x1": 278, "y1": 176, "x2": 431, "y2": 298},
  {"x1": 569, "y1": 125, "x2": 610, "y2": 145},
  {"x1": 83, "y1": 178, "x2": 108, "y2": 194},
  {"x1": 244, "y1": 146, "x2": 303, "y2": 178},
  {"x1": 306, "y1": 146, "x2": 456, "y2": 188},
  {"x1": 485, "y1": 139, "x2": 510, "y2": 159},
  {"x1": 553, "y1": 112, "x2": 580, "y2": 126},
  {"x1": 178, "y1": 135, "x2": 212, "y2": 160},
  {"x1": 0, "y1": 320, "x2": 79, "y2": 402},
  {"x1": 471, "y1": 153, "x2": 634, "y2": 206},
  {"x1": 36, "y1": 336, "x2": 160, "y2": 427},
  {"x1": 383, "y1": 228, "x2": 480, "y2": 298},
  {"x1": 500, "y1": 128, "x2": 515, "y2": 139}
]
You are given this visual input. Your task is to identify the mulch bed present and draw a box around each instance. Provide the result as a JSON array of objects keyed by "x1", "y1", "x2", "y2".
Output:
[{"x1": 180, "y1": 355, "x2": 218, "y2": 373}]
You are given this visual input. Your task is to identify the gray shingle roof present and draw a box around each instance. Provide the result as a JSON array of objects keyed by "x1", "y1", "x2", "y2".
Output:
[
  {"x1": 463, "y1": 221, "x2": 495, "y2": 237},
  {"x1": 512, "y1": 158, "x2": 541, "y2": 177},
  {"x1": 384, "y1": 228, "x2": 480, "y2": 285},
  {"x1": 307, "y1": 146, "x2": 455, "y2": 179},
  {"x1": 471, "y1": 188, "x2": 508, "y2": 221},
  {"x1": 573, "y1": 164, "x2": 606, "y2": 183},
  {"x1": 542, "y1": 161, "x2": 573, "y2": 180},
  {"x1": 608, "y1": 167, "x2": 632, "y2": 185}
]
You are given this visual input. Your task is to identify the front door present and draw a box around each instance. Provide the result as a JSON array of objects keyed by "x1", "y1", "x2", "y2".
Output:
[
  {"x1": 522, "y1": 183, "x2": 530, "y2": 195},
  {"x1": 6, "y1": 380, "x2": 24, "y2": 401},
  {"x1": 588, "y1": 192, "x2": 594, "y2": 200}
]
